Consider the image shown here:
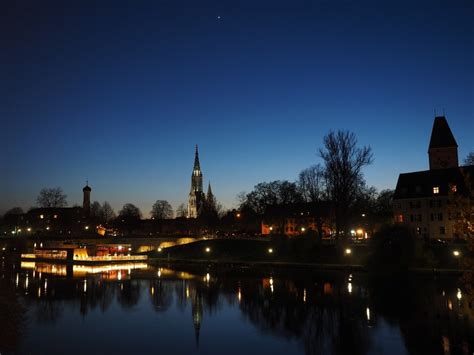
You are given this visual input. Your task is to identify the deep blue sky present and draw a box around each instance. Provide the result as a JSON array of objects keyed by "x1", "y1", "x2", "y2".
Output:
[{"x1": 1, "y1": 0, "x2": 473, "y2": 216}]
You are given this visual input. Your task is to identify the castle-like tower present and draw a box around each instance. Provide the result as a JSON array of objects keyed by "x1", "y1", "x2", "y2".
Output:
[
  {"x1": 82, "y1": 182, "x2": 91, "y2": 216},
  {"x1": 188, "y1": 146, "x2": 205, "y2": 218},
  {"x1": 428, "y1": 116, "x2": 459, "y2": 170}
]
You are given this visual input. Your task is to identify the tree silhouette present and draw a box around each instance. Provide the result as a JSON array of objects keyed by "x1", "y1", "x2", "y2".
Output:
[
  {"x1": 176, "y1": 203, "x2": 187, "y2": 218},
  {"x1": 464, "y1": 152, "x2": 474, "y2": 165},
  {"x1": 36, "y1": 187, "x2": 67, "y2": 208},
  {"x1": 118, "y1": 203, "x2": 142, "y2": 235},
  {"x1": 150, "y1": 200, "x2": 173, "y2": 219},
  {"x1": 319, "y1": 130, "x2": 373, "y2": 239},
  {"x1": 101, "y1": 201, "x2": 116, "y2": 224}
]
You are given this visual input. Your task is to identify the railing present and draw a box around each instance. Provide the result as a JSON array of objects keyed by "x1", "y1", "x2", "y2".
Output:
[
  {"x1": 75, "y1": 255, "x2": 148, "y2": 261},
  {"x1": 21, "y1": 254, "x2": 37, "y2": 259}
]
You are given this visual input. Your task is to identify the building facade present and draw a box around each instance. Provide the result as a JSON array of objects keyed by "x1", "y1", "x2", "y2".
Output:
[
  {"x1": 261, "y1": 202, "x2": 332, "y2": 237},
  {"x1": 393, "y1": 116, "x2": 473, "y2": 240}
]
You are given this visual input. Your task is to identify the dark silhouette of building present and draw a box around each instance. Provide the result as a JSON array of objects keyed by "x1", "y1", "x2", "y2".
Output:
[
  {"x1": 1, "y1": 183, "x2": 94, "y2": 236},
  {"x1": 261, "y1": 202, "x2": 332, "y2": 237},
  {"x1": 82, "y1": 182, "x2": 91, "y2": 216},
  {"x1": 393, "y1": 116, "x2": 473, "y2": 239},
  {"x1": 428, "y1": 116, "x2": 459, "y2": 169}
]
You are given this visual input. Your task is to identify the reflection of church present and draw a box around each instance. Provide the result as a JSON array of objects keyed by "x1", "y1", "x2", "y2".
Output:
[
  {"x1": 187, "y1": 145, "x2": 215, "y2": 218},
  {"x1": 191, "y1": 290, "x2": 203, "y2": 348}
]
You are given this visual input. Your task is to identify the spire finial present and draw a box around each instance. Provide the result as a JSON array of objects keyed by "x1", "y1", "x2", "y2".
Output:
[{"x1": 193, "y1": 144, "x2": 201, "y2": 170}]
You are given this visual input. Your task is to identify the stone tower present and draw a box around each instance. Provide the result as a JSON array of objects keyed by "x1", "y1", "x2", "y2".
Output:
[
  {"x1": 428, "y1": 116, "x2": 458, "y2": 170},
  {"x1": 206, "y1": 182, "x2": 216, "y2": 209},
  {"x1": 188, "y1": 145, "x2": 205, "y2": 218},
  {"x1": 82, "y1": 182, "x2": 91, "y2": 216}
]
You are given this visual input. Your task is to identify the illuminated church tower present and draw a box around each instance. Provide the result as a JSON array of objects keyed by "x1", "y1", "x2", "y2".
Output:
[{"x1": 188, "y1": 145, "x2": 205, "y2": 218}]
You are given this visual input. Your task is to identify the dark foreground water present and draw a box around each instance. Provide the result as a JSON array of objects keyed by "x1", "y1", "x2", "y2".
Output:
[{"x1": 1, "y1": 260, "x2": 473, "y2": 355}]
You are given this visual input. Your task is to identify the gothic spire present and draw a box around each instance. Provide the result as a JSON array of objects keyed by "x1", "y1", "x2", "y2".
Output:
[
  {"x1": 194, "y1": 144, "x2": 201, "y2": 170},
  {"x1": 207, "y1": 181, "x2": 213, "y2": 198}
]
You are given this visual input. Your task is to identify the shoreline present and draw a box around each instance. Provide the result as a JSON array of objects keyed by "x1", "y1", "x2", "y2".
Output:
[{"x1": 149, "y1": 257, "x2": 466, "y2": 274}]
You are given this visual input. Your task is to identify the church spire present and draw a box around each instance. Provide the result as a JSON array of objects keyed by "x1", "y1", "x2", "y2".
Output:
[
  {"x1": 194, "y1": 144, "x2": 201, "y2": 170},
  {"x1": 188, "y1": 145, "x2": 204, "y2": 218},
  {"x1": 207, "y1": 181, "x2": 213, "y2": 199}
]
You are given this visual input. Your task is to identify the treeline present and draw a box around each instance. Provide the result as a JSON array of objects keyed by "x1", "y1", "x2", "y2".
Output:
[{"x1": 238, "y1": 130, "x2": 394, "y2": 237}]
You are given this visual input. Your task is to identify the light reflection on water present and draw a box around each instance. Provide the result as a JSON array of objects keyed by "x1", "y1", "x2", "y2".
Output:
[{"x1": 1, "y1": 261, "x2": 473, "y2": 355}]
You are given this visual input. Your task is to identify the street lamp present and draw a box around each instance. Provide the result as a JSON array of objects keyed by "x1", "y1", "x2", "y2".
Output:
[
  {"x1": 453, "y1": 250, "x2": 460, "y2": 257},
  {"x1": 345, "y1": 248, "x2": 352, "y2": 255},
  {"x1": 205, "y1": 247, "x2": 211, "y2": 253},
  {"x1": 268, "y1": 248, "x2": 273, "y2": 254}
]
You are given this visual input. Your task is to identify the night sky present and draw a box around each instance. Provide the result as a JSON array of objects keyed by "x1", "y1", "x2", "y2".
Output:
[{"x1": 2, "y1": 0, "x2": 473, "y2": 216}]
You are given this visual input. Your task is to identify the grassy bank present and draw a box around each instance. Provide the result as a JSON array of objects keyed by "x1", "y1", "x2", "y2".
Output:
[
  {"x1": 148, "y1": 238, "x2": 369, "y2": 268},
  {"x1": 147, "y1": 236, "x2": 470, "y2": 273}
]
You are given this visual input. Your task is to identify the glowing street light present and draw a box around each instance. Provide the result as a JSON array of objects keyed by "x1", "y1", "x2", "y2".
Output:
[
  {"x1": 84, "y1": 226, "x2": 89, "y2": 230},
  {"x1": 27, "y1": 227, "x2": 31, "y2": 232},
  {"x1": 301, "y1": 227, "x2": 306, "y2": 232},
  {"x1": 268, "y1": 248, "x2": 273, "y2": 254},
  {"x1": 157, "y1": 247, "x2": 162, "y2": 252},
  {"x1": 345, "y1": 248, "x2": 352, "y2": 255},
  {"x1": 46, "y1": 226, "x2": 50, "y2": 231},
  {"x1": 453, "y1": 250, "x2": 460, "y2": 257},
  {"x1": 205, "y1": 247, "x2": 211, "y2": 253}
]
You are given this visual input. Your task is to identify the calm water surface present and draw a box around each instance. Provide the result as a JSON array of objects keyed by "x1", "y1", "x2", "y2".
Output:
[{"x1": 1, "y1": 260, "x2": 473, "y2": 355}]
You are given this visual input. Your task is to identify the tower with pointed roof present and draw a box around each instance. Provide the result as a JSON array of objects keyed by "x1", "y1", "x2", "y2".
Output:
[
  {"x1": 82, "y1": 181, "x2": 91, "y2": 216},
  {"x1": 206, "y1": 182, "x2": 215, "y2": 206},
  {"x1": 428, "y1": 116, "x2": 459, "y2": 170},
  {"x1": 188, "y1": 146, "x2": 205, "y2": 218},
  {"x1": 393, "y1": 114, "x2": 473, "y2": 240}
]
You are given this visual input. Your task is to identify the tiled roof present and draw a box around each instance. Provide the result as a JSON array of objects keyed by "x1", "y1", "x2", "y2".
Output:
[{"x1": 393, "y1": 165, "x2": 474, "y2": 199}]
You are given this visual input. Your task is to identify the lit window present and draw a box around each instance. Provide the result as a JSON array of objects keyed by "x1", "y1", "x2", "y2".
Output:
[
  {"x1": 395, "y1": 214, "x2": 404, "y2": 223},
  {"x1": 433, "y1": 186, "x2": 439, "y2": 194},
  {"x1": 451, "y1": 185, "x2": 457, "y2": 193}
]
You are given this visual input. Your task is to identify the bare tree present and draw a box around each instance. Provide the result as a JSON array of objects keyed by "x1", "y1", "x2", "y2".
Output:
[
  {"x1": 298, "y1": 164, "x2": 326, "y2": 202},
  {"x1": 90, "y1": 201, "x2": 102, "y2": 218},
  {"x1": 239, "y1": 181, "x2": 303, "y2": 214},
  {"x1": 36, "y1": 187, "x2": 67, "y2": 208},
  {"x1": 176, "y1": 203, "x2": 187, "y2": 218},
  {"x1": 464, "y1": 152, "x2": 474, "y2": 166},
  {"x1": 319, "y1": 130, "x2": 373, "y2": 238},
  {"x1": 118, "y1": 203, "x2": 142, "y2": 235},
  {"x1": 101, "y1": 201, "x2": 116, "y2": 223},
  {"x1": 150, "y1": 200, "x2": 173, "y2": 219},
  {"x1": 298, "y1": 164, "x2": 328, "y2": 241}
]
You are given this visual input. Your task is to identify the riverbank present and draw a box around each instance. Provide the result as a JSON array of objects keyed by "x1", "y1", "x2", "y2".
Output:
[{"x1": 147, "y1": 238, "x2": 469, "y2": 274}]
